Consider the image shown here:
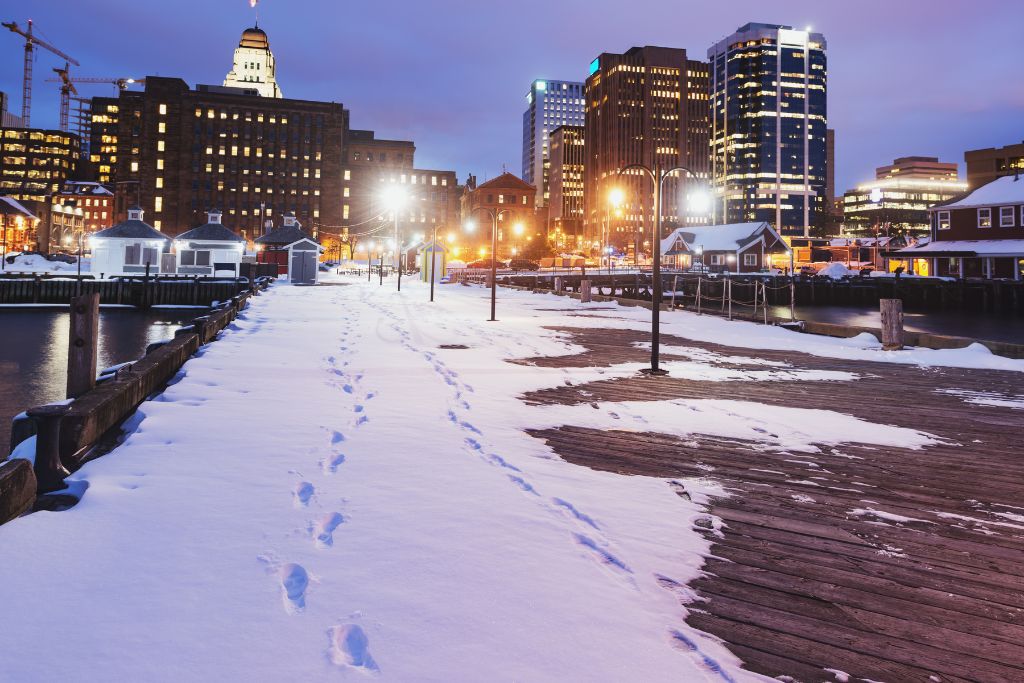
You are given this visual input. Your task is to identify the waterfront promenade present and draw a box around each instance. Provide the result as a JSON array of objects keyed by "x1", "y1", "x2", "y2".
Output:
[{"x1": 0, "y1": 275, "x2": 1021, "y2": 682}]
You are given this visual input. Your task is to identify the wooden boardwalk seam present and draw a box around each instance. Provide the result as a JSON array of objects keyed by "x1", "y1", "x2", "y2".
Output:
[{"x1": 518, "y1": 326, "x2": 1024, "y2": 683}]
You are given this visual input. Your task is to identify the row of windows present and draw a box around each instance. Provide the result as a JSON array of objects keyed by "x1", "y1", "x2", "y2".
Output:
[{"x1": 936, "y1": 207, "x2": 1024, "y2": 230}]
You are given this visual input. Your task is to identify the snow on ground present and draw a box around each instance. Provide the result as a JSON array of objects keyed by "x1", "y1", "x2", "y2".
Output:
[
  {"x1": 3, "y1": 253, "x2": 86, "y2": 274},
  {"x1": 936, "y1": 388, "x2": 1024, "y2": 410},
  {"x1": 0, "y1": 275, "x2": 975, "y2": 681}
]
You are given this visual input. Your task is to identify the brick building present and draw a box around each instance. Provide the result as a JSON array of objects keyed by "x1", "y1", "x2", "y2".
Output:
[
  {"x1": 107, "y1": 76, "x2": 346, "y2": 238},
  {"x1": 460, "y1": 172, "x2": 538, "y2": 260},
  {"x1": 584, "y1": 46, "x2": 711, "y2": 253},
  {"x1": 0, "y1": 127, "x2": 80, "y2": 204}
]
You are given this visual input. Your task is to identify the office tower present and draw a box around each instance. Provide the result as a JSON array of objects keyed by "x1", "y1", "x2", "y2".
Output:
[{"x1": 522, "y1": 79, "x2": 585, "y2": 208}]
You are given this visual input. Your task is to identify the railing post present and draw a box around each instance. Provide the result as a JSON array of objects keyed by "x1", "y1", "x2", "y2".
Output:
[
  {"x1": 790, "y1": 280, "x2": 796, "y2": 321},
  {"x1": 727, "y1": 279, "x2": 733, "y2": 320},
  {"x1": 696, "y1": 278, "x2": 702, "y2": 315},
  {"x1": 27, "y1": 403, "x2": 71, "y2": 493},
  {"x1": 67, "y1": 293, "x2": 100, "y2": 399}
]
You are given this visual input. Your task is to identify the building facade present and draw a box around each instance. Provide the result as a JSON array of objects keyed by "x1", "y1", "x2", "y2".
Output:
[
  {"x1": 842, "y1": 156, "x2": 966, "y2": 236},
  {"x1": 965, "y1": 142, "x2": 1024, "y2": 189},
  {"x1": 521, "y1": 79, "x2": 585, "y2": 208},
  {"x1": 896, "y1": 175, "x2": 1024, "y2": 279},
  {"x1": 0, "y1": 195, "x2": 39, "y2": 255},
  {"x1": 547, "y1": 125, "x2": 585, "y2": 250},
  {"x1": 0, "y1": 127, "x2": 80, "y2": 204},
  {"x1": 460, "y1": 172, "x2": 538, "y2": 260},
  {"x1": 106, "y1": 75, "x2": 345, "y2": 238},
  {"x1": 584, "y1": 46, "x2": 711, "y2": 254},
  {"x1": 709, "y1": 23, "x2": 828, "y2": 237},
  {"x1": 88, "y1": 97, "x2": 120, "y2": 185},
  {"x1": 45, "y1": 181, "x2": 115, "y2": 252},
  {"x1": 223, "y1": 26, "x2": 283, "y2": 98}
]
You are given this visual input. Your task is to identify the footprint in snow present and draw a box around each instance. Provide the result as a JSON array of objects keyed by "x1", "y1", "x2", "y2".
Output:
[
  {"x1": 508, "y1": 475, "x2": 538, "y2": 495},
  {"x1": 354, "y1": 404, "x2": 364, "y2": 413},
  {"x1": 312, "y1": 512, "x2": 345, "y2": 548},
  {"x1": 326, "y1": 624, "x2": 379, "y2": 671},
  {"x1": 320, "y1": 452, "x2": 345, "y2": 474},
  {"x1": 279, "y1": 563, "x2": 309, "y2": 614},
  {"x1": 293, "y1": 481, "x2": 315, "y2": 508}
]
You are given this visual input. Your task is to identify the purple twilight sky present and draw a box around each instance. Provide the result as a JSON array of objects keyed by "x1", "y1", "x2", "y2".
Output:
[{"x1": 3, "y1": 0, "x2": 1022, "y2": 192}]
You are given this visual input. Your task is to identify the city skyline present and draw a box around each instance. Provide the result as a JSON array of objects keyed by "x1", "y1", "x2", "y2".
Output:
[{"x1": 2, "y1": 0, "x2": 1021, "y2": 194}]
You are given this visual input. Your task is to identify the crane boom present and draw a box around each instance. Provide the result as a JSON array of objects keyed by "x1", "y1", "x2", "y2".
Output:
[{"x1": 2, "y1": 19, "x2": 79, "y2": 127}]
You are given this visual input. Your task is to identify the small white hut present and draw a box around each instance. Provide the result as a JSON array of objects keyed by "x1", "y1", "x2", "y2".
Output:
[
  {"x1": 174, "y1": 209, "x2": 246, "y2": 276},
  {"x1": 89, "y1": 206, "x2": 170, "y2": 277},
  {"x1": 254, "y1": 212, "x2": 323, "y2": 284}
]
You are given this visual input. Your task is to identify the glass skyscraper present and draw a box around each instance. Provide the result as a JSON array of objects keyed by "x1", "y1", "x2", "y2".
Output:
[
  {"x1": 521, "y1": 79, "x2": 585, "y2": 208},
  {"x1": 709, "y1": 23, "x2": 827, "y2": 237}
]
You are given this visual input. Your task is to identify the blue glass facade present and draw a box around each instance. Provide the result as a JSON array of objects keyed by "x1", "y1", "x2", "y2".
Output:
[{"x1": 709, "y1": 24, "x2": 828, "y2": 236}]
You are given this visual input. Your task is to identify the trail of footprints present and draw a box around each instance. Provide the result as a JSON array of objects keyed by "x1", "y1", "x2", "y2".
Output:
[{"x1": 259, "y1": 310, "x2": 379, "y2": 672}]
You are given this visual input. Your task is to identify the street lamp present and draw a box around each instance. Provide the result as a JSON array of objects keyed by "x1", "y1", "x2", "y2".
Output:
[
  {"x1": 464, "y1": 206, "x2": 513, "y2": 321},
  {"x1": 617, "y1": 163, "x2": 702, "y2": 376},
  {"x1": 607, "y1": 187, "x2": 625, "y2": 272},
  {"x1": 382, "y1": 186, "x2": 407, "y2": 291}
]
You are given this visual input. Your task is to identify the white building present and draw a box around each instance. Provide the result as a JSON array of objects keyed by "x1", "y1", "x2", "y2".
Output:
[
  {"x1": 223, "y1": 26, "x2": 283, "y2": 98},
  {"x1": 89, "y1": 207, "x2": 170, "y2": 277},
  {"x1": 521, "y1": 79, "x2": 585, "y2": 207},
  {"x1": 174, "y1": 209, "x2": 246, "y2": 276}
]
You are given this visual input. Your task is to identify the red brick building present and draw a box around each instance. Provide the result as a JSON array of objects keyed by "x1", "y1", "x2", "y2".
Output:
[{"x1": 459, "y1": 172, "x2": 539, "y2": 260}]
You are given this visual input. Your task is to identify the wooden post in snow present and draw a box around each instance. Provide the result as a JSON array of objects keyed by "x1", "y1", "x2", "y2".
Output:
[
  {"x1": 67, "y1": 293, "x2": 100, "y2": 399},
  {"x1": 580, "y1": 279, "x2": 592, "y2": 303},
  {"x1": 880, "y1": 298, "x2": 904, "y2": 350}
]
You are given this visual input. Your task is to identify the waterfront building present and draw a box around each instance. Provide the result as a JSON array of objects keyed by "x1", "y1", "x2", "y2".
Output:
[
  {"x1": 842, "y1": 156, "x2": 966, "y2": 236},
  {"x1": 0, "y1": 127, "x2": 80, "y2": 204},
  {"x1": 223, "y1": 26, "x2": 284, "y2": 98},
  {"x1": 255, "y1": 211, "x2": 323, "y2": 282},
  {"x1": 522, "y1": 79, "x2": 585, "y2": 208},
  {"x1": 584, "y1": 46, "x2": 711, "y2": 253},
  {"x1": 89, "y1": 206, "x2": 170, "y2": 276},
  {"x1": 547, "y1": 125, "x2": 585, "y2": 250},
  {"x1": 104, "y1": 75, "x2": 345, "y2": 238},
  {"x1": 0, "y1": 195, "x2": 39, "y2": 255},
  {"x1": 896, "y1": 175, "x2": 1024, "y2": 279},
  {"x1": 965, "y1": 141, "x2": 1024, "y2": 189},
  {"x1": 173, "y1": 208, "x2": 246, "y2": 276},
  {"x1": 459, "y1": 172, "x2": 538, "y2": 260},
  {"x1": 709, "y1": 23, "x2": 828, "y2": 237},
  {"x1": 659, "y1": 221, "x2": 792, "y2": 273}
]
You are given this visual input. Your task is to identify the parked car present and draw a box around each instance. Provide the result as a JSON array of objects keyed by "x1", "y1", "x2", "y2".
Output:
[
  {"x1": 508, "y1": 259, "x2": 540, "y2": 271},
  {"x1": 466, "y1": 258, "x2": 505, "y2": 269}
]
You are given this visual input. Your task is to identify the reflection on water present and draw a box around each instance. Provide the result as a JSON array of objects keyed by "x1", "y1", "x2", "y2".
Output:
[
  {"x1": 0, "y1": 308, "x2": 195, "y2": 455},
  {"x1": 768, "y1": 305, "x2": 1024, "y2": 345}
]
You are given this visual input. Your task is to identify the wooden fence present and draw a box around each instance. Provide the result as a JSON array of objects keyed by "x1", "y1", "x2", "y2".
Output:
[{"x1": 0, "y1": 275, "x2": 251, "y2": 307}]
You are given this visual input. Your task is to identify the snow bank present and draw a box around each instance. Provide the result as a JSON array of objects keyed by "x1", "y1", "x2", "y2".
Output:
[
  {"x1": 3, "y1": 253, "x2": 86, "y2": 274},
  {"x1": 817, "y1": 262, "x2": 855, "y2": 279}
]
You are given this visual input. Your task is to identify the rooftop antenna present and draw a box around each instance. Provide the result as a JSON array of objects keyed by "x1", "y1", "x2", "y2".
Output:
[{"x1": 250, "y1": 0, "x2": 259, "y2": 27}]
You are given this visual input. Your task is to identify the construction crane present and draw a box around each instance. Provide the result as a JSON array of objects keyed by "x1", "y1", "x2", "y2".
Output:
[
  {"x1": 2, "y1": 19, "x2": 79, "y2": 128},
  {"x1": 51, "y1": 63, "x2": 77, "y2": 132},
  {"x1": 44, "y1": 75, "x2": 145, "y2": 92}
]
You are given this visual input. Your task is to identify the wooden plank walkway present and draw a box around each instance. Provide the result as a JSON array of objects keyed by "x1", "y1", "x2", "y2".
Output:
[{"x1": 516, "y1": 323, "x2": 1024, "y2": 683}]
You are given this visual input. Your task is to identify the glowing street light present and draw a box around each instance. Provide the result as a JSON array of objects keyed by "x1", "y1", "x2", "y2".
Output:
[
  {"x1": 464, "y1": 207, "x2": 515, "y2": 321},
  {"x1": 381, "y1": 186, "x2": 407, "y2": 290}
]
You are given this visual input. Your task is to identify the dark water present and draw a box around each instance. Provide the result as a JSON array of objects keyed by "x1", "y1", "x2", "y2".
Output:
[
  {"x1": 768, "y1": 305, "x2": 1024, "y2": 345},
  {"x1": 0, "y1": 308, "x2": 195, "y2": 455}
]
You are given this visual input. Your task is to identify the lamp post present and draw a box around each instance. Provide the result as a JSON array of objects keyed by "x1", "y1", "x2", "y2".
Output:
[
  {"x1": 607, "y1": 187, "x2": 625, "y2": 273},
  {"x1": 464, "y1": 207, "x2": 512, "y2": 322},
  {"x1": 617, "y1": 163, "x2": 703, "y2": 376},
  {"x1": 428, "y1": 225, "x2": 439, "y2": 302},
  {"x1": 1, "y1": 219, "x2": 7, "y2": 271},
  {"x1": 382, "y1": 187, "x2": 407, "y2": 291}
]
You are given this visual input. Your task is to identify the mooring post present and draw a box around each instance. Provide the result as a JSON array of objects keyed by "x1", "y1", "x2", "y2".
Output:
[
  {"x1": 27, "y1": 403, "x2": 71, "y2": 493},
  {"x1": 67, "y1": 293, "x2": 100, "y2": 399},
  {"x1": 880, "y1": 298, "x2": 905, "y2": 350},
  {"x1": 790, "y1": 280, "x2": 796, "y2": 321},
  {"x1": 580, "y1": 278, "x2": 592, "y2": 303}
]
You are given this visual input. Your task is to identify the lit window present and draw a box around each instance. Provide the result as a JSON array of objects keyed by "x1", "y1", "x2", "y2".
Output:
[
  {"x1": 156, "y1": 159, "x2": 164, "y2": 170},
  {"x1": 743, "y1": 253, "x2": 757, "y2": 266},
  {"x1": 978, "y1": 208, "x2": 991, "y2": 228},
  {"x1": 343, "y1": 187, "x2": 350, "y2": 197},
  {"x1": 155, "y1": 177, "x2": 163, "y2": 189},
  {"x1": 343, "y1": 205, "x2": 349, "y2": 219},
  {"x1": 131, "y1": 161, "x2": 139, "y2": 173},
  {"x1": 159, "y1": 104, "x2": 167, "y2": 115},
  {"x1": 937, "y1": 211, "x2": 950, "y2": 230},
  {"x1": 157, "y1": 140, "x2": 165, "y2": 152},
  {"x1": 154, "y1": 196, "x2": 163, "y2": 212},
  {"x1": 344, "y1": 170, "x2": 351, "y2": 180}
]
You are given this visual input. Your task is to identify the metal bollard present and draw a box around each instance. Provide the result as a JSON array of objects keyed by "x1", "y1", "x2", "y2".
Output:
[{"x1": 27, "y1": 403, "x2": 71, "y2": 493}]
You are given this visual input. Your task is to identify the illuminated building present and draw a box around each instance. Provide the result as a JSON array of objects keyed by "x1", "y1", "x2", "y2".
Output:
[
  {"x1": 547, "y1": 125, "x2": 585, "y2": 249},
  {"x1": 709, "y1": 23, "x2": 828, "y2": 237},
  {"x1": 88, "y1": 97, "x2": 120, "y2": 184},
  {"x1": 521, "y1": 79, "x2": 584, "y2": 208},
  {"x1": 459, "y1": 172, "x2": 538, "y2": 259},
  {"x1": 0, "y1": 195, "x2": 39, "y2": 254},
  {"x1": 223, "y1": 26, "x2": 284, "y2": 98},
  {"x1": 842, "y1": 156, "x2": 966, "y2": 236},
  {"x1": 965, "y1": 141, "x2": 1024, "y2": 189},
  {"x1": 0, "y1": 127, "x2": 80, "y2": 203},
  {"x1": 584, "y1": 46, "x2": 711, "y2": 251},
  {"x1": 45, "y1": 181, "x2": 115, "y2": 252},
  {"x1": 107, "y1": 75, "x2": 345, "y2": 237}
]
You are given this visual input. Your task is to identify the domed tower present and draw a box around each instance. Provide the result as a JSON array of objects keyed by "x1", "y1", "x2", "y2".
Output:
[{"x1": 223, "y1": 25, "x2": 283, "y2": 98}]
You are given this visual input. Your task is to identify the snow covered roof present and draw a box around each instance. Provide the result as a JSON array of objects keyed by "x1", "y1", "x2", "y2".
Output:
[
  {"x1": 660, "y1": 222, "x2": 790, "y2": 255},
  {"x1": 934, "y1": 175, "x2": 1024, "y2": 210},
  {"x1": 897, "y1": 239, "x2": 1024, "y2": 257},
  {"x1": 0, "y1": 195, "x2": 37, "y2": 220},
  {"x1": 93, "y1": 218, "x2": 169, "y2": 241},
  {"x1": 176, "y1": 223, "x2": 246, "y2": 243},
  {"x1": 829, "y1": 237, "x2": 894, "y2": 247},
  {"x1": 255, "y1": 224, "x2": 318, "y2": 246}
]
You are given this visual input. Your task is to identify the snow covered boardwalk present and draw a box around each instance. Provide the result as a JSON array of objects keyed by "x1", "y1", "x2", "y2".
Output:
[{"x1": 1, "y1": 275, "x2": 1023, "y2": 682}]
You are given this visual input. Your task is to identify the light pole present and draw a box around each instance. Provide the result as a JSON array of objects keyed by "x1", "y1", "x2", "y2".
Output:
[
  {"x1": 607, "y1": 187, "x2": 625, "y2": 273},
  {"x1": 1, "y1": 219, "x2": 7, "y2": 271},
  {"x1": 382, "y1": 187, "x2": 407, "y2": 291},
  {"x1": 465, "y1": 207, "x2": 512, "y2": 322},
  {"x1": 617, "y1": 163, "x2": 704, "y2": 376}
]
